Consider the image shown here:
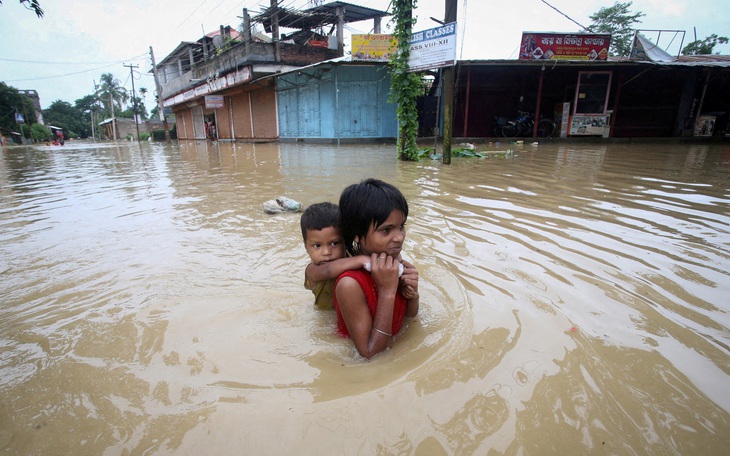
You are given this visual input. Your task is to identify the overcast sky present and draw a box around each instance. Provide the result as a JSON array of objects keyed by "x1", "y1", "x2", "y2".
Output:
[{"x1": 1, "y1": 0, "x2": 728, "y2": 110}]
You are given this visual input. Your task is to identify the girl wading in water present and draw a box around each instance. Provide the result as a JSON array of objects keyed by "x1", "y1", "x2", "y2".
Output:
[{"x1": 334, "y1": 178, "x2": 419, "y2": 359}]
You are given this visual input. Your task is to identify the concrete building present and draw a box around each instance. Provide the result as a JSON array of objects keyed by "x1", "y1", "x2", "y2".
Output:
[{"x1": 156, "y1": 2, "x2": 389, "y2": 142}]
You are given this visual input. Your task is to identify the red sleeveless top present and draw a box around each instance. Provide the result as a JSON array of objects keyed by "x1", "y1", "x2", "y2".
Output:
[{"x1": 334, "y1": 269, "x2": 407, "y2": 337}]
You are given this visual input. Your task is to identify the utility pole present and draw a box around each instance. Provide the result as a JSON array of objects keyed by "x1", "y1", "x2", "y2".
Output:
[
  {"x1": 110, "y1": 91, "x2": 117, "y2": 141},
  {"x1": 270, "y1": 0, "x2": 281, "y2": 62},
  {"x1": 124, "y1": 63, "x2": 141, "y2": 144},
  {"x1": 442, "y1": 0, "x2": 457, "y2": 164},
  {"x1": 149, "y1": 46, "x2": 171, "y2": 143},
  {"x1": 90, "y1": 82, "x2": 96, "y2": 142}
]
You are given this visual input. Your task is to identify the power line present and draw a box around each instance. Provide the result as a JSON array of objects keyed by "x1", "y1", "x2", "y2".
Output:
[
  {"x1": 4, "y1": 62, "x2": 128, "y2": 83},
  {"x1": 541, "y1": 0, "x2": 588, "y2": 31},
  {"x1": 0, "y1": 56, "x2": 144, "y2": 65}
]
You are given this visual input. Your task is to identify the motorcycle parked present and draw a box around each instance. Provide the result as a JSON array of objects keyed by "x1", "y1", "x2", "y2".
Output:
[{"x1": 493, "y1": 111, "x2": 555, "y2": 138}]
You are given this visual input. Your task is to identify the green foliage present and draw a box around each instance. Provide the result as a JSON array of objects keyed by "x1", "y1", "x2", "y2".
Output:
[
  {"x1": 96, "y1": 73, "x2": 129, "y2": 115},
  {"x1": 0, "y1": 1, "x2": 44, "y2": 17},
  {"x1": 43, "y1": 100, "x2": 88, "y2": 138},
  {"x1": 119, "y1": 95, "x2": 148, "y2": 120},
  {"x1": 151, "y1": 129, "x2": 168, "y2": 141},
  {"x1": 417, "y1": 147, "x2": 487, "y2": 159},
  {"x1": 139, "y1": 132, "x2": 150, "y2": 141},
  {"x1": 682, "y1": 34, "x2": 729, "y2": 55},
  {"x1": 30, "y1": 123, "x2": 50, "y2": 141},
  {"x1": 587, "y1": 1, "x2": 645, "y2": 57},
  {"x1": 388, "y1": 0, "x2": 421, "y2": 161},
  {"x1": 0, "y1": 82, "x2": 37, "y2": 140}
]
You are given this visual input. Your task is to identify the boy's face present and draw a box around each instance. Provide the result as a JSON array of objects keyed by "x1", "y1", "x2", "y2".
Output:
[{"x1": 304, "y1": 226, "x2": 345, "y2": 265}]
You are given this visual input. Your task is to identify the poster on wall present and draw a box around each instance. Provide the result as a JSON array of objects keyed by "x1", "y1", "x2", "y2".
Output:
[
  {"x1": 351, "y1": 34, "x2": 396, "y2": 61},
  {"x1": 519, "y1": 32, "x2": 611, "y2": 61},
  {"x1": 694, "y1": 115, "x2": 716, "y2": 137},
  {"x1": 570, "y1": 115, "x2": 609, "y2": 136}
]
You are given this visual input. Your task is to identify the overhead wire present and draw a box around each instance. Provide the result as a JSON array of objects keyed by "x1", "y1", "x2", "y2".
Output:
[{"x1": 3, "y1": 56, "x2": 147, "y2": 83}]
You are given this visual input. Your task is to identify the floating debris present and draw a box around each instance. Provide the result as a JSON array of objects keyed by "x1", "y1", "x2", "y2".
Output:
[{"x1": 263, "y1": 196, "x2": 304, "y2": 214}]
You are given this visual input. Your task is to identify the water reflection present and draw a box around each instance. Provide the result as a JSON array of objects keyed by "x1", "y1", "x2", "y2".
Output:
[{"x1": 1, "y1": 139, "x2": 728, "y2": 454}]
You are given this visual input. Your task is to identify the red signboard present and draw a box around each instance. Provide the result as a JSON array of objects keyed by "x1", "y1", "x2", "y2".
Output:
[{"x1": 519, "y1": 32, "x2": 611, "y2": 61}]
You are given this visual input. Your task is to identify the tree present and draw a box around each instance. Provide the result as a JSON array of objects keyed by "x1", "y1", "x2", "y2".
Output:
[
  {"x1": 0, "y1": 0, "x2": 44, "y2": 17},
  {"x1": 0, "y1": 82, "x2": 37, "y2": 141},
  {"x1": 75, "y1": 94, "x2": 102, "y2": 138},
  {"x1": 587, "y1": 1, "x2": 645, "y2": 57},
  {"x1": 120, "y1": 95, "x2": 148, "y2": 120},
  {"x1": 682, "y1": 34, "x2": 729, "y2": 55},
  {"x1": 30, "y1": 123, "x2": 50, "y2": 141},
  {"x1": 43, "y1": 100, "x2": 86, "y2": 138},
  {"x1": 95, "y1": 73, "x2": 129, "y2": 116}
]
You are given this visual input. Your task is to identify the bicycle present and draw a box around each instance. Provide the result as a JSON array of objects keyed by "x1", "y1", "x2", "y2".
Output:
[{"x1": 493, "y1": 111, "x2": 555, "y2": 138}]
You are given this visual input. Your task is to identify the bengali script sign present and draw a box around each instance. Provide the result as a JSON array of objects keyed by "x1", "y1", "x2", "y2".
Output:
[
  {"x1": 351, "y1": 34, "x2": 396, "y2": 61},
  {"x1": 205, "y1": 95, "x2": 224, "y2": 109},
  {"x1": 519, "y1": 32, "x2": 611, "y2": 61},
  {"x1": 408, "y1": 22, "x2": 457, "y2": 72}
]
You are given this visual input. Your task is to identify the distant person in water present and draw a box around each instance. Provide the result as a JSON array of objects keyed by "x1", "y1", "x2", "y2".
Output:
[
  {"x1": 334, "y1": 178, "x2": 419, "y2": 359},
  {"x1": 300, "y1": 202, "x2": 370, "y2": 310}
]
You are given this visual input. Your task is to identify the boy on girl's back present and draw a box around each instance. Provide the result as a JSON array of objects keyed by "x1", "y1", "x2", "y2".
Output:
[{"x1": 300, "y1": 202, "x2": 369, "y2": 309}]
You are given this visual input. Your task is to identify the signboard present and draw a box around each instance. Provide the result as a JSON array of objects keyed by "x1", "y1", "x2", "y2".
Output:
[
  {"x1": 408, "y1": 22, "x2": 457, "y2": 72},
  {"x1": 570, "y1": 114, "x2": 609, "y2": 136},
  {"x1": 205, "y1": 95, "x2": 224, "y2": 109},
  {"x1": 163, "y1": 67, "x2": 252, "y2": 108},
  {"x1": 694, "y1": 115, "x2": 716, "y2": 137},
  {"x1": 351, "y1": 34, "x2": 396, "y2": 61},
  {"x1": 14, "y1": 113, "x2": 25, "y2": 124},
  {"x1": 519, "y1": 32, "x2": 611, "y2": 61}
]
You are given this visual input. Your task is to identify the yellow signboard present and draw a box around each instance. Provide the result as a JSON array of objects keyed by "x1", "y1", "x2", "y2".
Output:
[{"x1": 351, "y1": 34, "x2": 396, "y2": 61}]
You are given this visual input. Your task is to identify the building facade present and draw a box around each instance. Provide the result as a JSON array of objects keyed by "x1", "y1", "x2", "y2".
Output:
[
  {"x1": 155, "y1": 2, "x2": 389, "y2": 142},
  {"x1": 276, "y1": 60, "x2": 398, "y2": 142}
]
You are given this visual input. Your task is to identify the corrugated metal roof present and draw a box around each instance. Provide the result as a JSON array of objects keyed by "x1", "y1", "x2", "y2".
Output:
[
  {"x1": 254, "y1": 1, "x2": 389, "y2": 31},
  {"x1": 459, "y1": 56, "x2": 730, "y2": 68}
]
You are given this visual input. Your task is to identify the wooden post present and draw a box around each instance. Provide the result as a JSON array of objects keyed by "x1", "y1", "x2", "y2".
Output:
[
  {"x1": 533, "y1": 65, "x2": 545, "y2": 138},
  {"x1": 442, "y1": 0, "x2": 457, "y2": 164}
]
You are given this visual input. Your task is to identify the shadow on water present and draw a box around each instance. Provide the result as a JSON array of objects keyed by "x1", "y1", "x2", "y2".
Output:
[{"x1": 1, "y1": 139, "x2": 729, "y2": 454}]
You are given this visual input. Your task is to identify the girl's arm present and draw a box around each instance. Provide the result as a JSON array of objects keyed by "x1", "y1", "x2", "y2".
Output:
[
  {"x1": 306, "y1": 255, "x2": 369, "y2": 282},
  {"x1": 399, "y1": 259, "x2": 419, "y2": 318},
  {"x1": 335, "y1": 253, "x2": 400, "y2": 359}
]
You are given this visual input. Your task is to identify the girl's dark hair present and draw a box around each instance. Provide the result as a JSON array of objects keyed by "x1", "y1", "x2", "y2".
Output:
[
  {"x1": 339, "y1": 178, "x2": 408, "y2": 256},
  {"x1": 300, "y1": 202, "x2": 339, "y2": 242}
]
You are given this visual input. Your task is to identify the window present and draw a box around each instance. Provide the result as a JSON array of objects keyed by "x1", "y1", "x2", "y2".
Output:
[{"x1": 574, "y1": 71, "x2": 612, "y2": 115}]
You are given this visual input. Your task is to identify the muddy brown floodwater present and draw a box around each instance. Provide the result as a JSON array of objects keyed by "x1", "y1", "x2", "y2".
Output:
[{"x1": 1, "y1": 139, "x2": 729, "y2": 455}]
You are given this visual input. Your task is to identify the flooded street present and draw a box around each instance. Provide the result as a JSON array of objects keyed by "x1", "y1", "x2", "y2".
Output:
[{"x1": 1, "y1": 139, "x2": 729, "y2": 455}]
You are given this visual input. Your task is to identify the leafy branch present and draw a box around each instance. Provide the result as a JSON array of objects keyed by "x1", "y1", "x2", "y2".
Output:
[{"x1": 388, "y1": 0, "x2": 421, "y2": 161}]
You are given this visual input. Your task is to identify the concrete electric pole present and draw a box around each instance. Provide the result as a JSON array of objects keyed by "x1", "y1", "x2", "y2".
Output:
[
  {"x1": 124, "y1": 63, "x2": 141, "y2": 144},
  {"x1": 149, "y1": 46, "x2": 171, "y2": 143}
]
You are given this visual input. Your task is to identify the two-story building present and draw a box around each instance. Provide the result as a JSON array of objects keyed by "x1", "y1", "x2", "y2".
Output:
[{"x1": 156, "y1": 2, "x2": 390, "y2": 142}]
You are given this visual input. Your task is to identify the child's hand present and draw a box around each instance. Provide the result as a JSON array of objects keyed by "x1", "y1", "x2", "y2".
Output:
[
  {"x1": 398, "y1": 260, "x2": 419, "y2": 299},
  {"x1": 370, "y1": 253, "x2": 400, "y2": 294}
]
